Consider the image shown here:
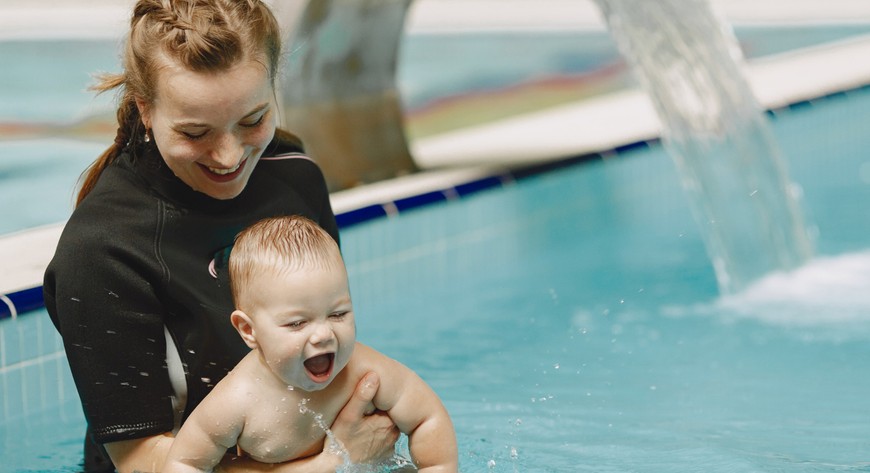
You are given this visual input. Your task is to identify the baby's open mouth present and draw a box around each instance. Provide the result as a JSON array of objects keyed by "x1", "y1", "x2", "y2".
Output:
[{"x1": 303, "y1": 353, "x2": 335, "y2": 382}]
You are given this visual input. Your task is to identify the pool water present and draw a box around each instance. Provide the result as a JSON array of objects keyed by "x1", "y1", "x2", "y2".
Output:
[
  {"x1": 341, "y1": 87, "x2": 870, "y2": 471},
  {"x1": 4, "y1": 82, "x2": 870, "y2": 471}
]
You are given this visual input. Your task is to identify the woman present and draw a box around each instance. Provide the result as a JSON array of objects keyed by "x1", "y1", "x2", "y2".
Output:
[{"x1": 43, "y1": 1, "x2": 398, "y2": 471}]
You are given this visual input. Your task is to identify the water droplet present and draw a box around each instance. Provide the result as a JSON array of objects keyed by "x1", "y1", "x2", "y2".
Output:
[
  {"x1": 487, "y1": 459, "x2": 496, "y2": 468},
  {"x1": 139, "y1": 372, "x2": 149, "y2": 377},
  {"x1": 553, "y1": 363, "x2": 560, "y2": 370},
  {"x1": 201, "y1": 377, "x2": 211, "y2": 383},
  {"x1": 510, "y1": 447, "x2": 518, "y2": 459}
]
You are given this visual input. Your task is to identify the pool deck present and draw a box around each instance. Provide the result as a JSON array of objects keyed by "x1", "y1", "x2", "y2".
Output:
[{"x1": 3, "y1": 1, "x2": 870, "y2": 317}]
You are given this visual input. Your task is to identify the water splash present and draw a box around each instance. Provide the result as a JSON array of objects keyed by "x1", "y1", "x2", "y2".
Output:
[
  {"x1": 716, "y1": 250, "x2": 870, "y2": 328},
  {"x1": 298, "y1": 398, "x2": 351, "y2": 464},
  {"x1": 662, "y1": 249, "x2": 870, "y2": 339},
  {"x1": 297, "y1": 399, "x2": 413, "y2": 473},
  {"x1": 592, "y1": 0, "x2": 814, "y2": 294}
]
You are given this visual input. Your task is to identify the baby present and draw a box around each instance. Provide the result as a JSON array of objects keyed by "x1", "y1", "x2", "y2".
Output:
[{"x1": 163, "y1": 216, "x2": 458, "y2": 472}]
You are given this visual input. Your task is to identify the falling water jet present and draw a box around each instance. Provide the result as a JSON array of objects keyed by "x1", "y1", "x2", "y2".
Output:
[
  {"x1": 592, "y1": 0, "x2": 814, "y2": 294},
  {"x1": 297, "y1": 399, "x2": 351, "y2": 466}
]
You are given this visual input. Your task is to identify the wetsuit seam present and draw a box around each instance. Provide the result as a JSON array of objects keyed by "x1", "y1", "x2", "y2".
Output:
[{"x1": 154, "y1": 200, "x2": 170, "y2": 285}]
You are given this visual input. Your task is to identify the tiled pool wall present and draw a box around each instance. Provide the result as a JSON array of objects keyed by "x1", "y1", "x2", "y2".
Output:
[{"x1": 0, "y1": 308, "x2": 74, "y2": 422}]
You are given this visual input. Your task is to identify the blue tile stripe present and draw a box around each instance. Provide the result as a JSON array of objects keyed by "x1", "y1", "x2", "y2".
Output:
[
  {"x1": 0, "y1": 286, "x2": 44, "y2": 319},
  {"x1": 1, "y1": 83, "x2": 868, "y2": 321}
]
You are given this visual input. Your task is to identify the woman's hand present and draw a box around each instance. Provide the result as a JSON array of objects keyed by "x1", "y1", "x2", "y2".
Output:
[{"x1": 328, "y1": 372, "x2": 400, "y2": 464}]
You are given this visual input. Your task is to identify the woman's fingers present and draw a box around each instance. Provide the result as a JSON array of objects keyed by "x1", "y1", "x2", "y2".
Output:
[{"x1": 331, "y1": 371, "x2": 400, "y2": 463}]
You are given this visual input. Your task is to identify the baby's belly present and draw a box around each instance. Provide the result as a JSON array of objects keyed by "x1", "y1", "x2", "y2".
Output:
[{"x1": 237, "y1": 429, "x2": 324, "y2": 464}]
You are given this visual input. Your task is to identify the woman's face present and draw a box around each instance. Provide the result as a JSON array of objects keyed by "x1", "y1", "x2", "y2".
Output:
[{"x1": 137, "y1": 59, "x2": 277, "y2": 200}]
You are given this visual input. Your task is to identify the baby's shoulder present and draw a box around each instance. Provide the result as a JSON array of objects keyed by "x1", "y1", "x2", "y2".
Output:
[
  {"x1": 346, "y1": 343, "x2": 406, "y2": 382},
  {"x1": 348, "y1": 342, "x2": 383, "y2": 367},
  {"x1": 209, "y1": 360, "x2": 284, "y2": 407}
]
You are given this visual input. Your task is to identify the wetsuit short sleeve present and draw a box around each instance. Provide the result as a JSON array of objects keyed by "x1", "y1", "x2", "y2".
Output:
[{"x1": 44, "y1": 178, "x2": 176, "y2": 442}]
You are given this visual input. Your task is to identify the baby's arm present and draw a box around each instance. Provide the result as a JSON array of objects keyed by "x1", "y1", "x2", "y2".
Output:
[
  {"x1": 359, "y1": 344, "x2": 458, "y2": 473},
  {"x1": 163, "y1": 381, "x2": 246, "y2": 473}
]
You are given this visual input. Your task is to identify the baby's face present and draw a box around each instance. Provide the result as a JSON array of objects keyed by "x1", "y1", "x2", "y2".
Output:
[{"x1": 245, "y1": 265, "x2": 356, "y2": 391}]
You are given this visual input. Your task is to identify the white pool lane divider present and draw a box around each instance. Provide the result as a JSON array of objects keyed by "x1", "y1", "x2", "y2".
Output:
[{"x1": 3, "y1": 34, "x2": 870, "y2": 319}]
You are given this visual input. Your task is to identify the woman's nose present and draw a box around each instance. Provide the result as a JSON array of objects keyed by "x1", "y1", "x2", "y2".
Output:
[{"x1": 210, "y1": 132, "x2": 244, "y2": 167}]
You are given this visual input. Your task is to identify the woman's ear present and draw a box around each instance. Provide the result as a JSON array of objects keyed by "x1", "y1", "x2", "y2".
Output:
[
  {"x1": 134, "y1": 96, "x2": 151, "y2": 129},
  {"x1": 231, "y1": 310, "x2": 258, "y2": 349}
]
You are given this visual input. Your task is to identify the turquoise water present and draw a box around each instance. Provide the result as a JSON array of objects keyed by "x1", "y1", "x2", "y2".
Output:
[{"x1": 4, "y1": 84, "x2": 870, "y2": 471}]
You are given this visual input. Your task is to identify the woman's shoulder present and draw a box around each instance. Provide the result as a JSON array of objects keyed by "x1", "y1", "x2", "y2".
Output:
[
  {"x1": 261, "y1": 131, "x2": 323, "y2": 170},
  {"x1": 56, "y1": 179, "x2": 160, "y2": 260},
  {"x1": 257, "y1": 146, "x2": 330, "y2": 195}
]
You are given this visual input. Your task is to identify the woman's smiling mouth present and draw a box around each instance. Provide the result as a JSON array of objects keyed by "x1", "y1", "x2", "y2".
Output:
[{"x1": 200, "y1": 158, "x2": 247, "y2": 181}]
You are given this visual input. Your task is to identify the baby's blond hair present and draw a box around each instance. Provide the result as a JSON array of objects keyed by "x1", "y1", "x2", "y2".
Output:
[{"x1": 229, "y1": 216, "x2": 342, "y2": 309}]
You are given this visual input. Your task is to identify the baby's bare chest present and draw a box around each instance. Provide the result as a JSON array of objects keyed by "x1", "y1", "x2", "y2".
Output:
[{"x1": 235, "y1": 388, "x2": 353, "y2": 462}]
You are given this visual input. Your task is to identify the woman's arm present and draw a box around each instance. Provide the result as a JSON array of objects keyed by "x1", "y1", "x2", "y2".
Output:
[{"x1": 105, "y1": 372, "x2": 399, "y2": 473}]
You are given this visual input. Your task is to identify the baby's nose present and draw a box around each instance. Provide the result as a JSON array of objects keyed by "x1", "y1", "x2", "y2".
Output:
[{"x1": 309, "y1": 322, "x2": 335, "y2": 345}]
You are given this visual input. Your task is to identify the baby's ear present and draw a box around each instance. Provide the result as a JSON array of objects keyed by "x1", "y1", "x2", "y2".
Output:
[{"x1": 231, "y1": 310, "x2": 258, "y2": 349}]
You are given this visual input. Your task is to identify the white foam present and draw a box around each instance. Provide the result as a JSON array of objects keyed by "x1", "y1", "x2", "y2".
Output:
[{"x1": 714, "y1": 250, "x2": 870, "y2": 328}]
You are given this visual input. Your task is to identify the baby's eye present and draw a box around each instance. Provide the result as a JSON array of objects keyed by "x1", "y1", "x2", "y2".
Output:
[
  {"x1": 329, "y1": 311, "x2": 348, "y2": 320},
  {"x1": 285, "y1": 320, "x2": 306, "y2": 329}
]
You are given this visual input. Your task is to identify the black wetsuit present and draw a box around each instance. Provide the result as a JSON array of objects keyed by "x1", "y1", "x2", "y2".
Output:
[{"x1": 43, "y1": 138, "x2": 338, "y2": 470}]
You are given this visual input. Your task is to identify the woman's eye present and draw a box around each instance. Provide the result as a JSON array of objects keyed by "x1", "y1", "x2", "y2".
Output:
[
  {"x1": 241, "y1": 114, "x2": 266, "y2": 128},
  {"x1": 181, "y1": 130, "x2": 207, "y2": 141}
]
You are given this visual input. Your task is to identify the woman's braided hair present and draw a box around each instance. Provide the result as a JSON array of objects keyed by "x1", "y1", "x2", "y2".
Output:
[{"x1": 77, "y1": 0, "x2": 282, "y2": 206}]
